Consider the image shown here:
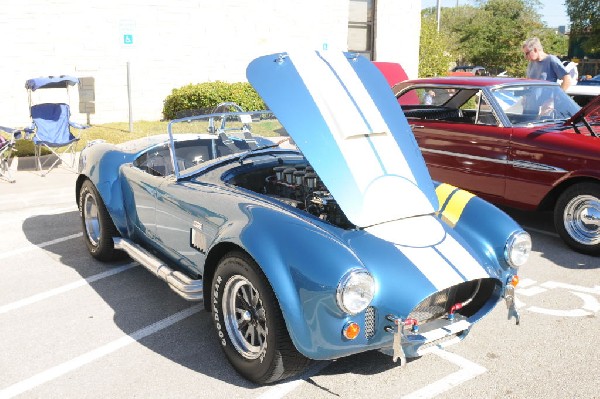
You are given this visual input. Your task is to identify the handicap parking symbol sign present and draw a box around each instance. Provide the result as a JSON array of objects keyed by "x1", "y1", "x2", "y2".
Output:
[{"x1": 124, "y1": 34, "x2": 133, "y2": 45}]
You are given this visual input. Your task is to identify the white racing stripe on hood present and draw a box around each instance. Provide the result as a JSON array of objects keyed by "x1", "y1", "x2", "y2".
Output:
[
  {"x1": 289, "y1": 50, "x2": 399, "y2": 188},
  {"x1": 400, "y1": 245, "x2": 466, "y2": 289},
  {"x1": 401, "y1": 240, "x2": 489, "y2": 290},
  {"x1": 436, "y1": 233, "x2": 490, "y2": 281},
  {"x1": 366, "y1": 216, "x2": 490, "y2": 290},
  {"x1": 323, "y1": 53, "x2": 417, "y2": 178},
  {"x1": 288, "y1": 50, "x2": 435, "y2": 222}
]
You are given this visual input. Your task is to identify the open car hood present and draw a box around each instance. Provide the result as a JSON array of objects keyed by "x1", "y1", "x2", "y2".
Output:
[
  {"x1": 372, "y1": 61, "x2": 409, "y2": 87},
  {"x1": 247, "y1": 51, "x2": 438, "y2": 228},
  {"x1": 565, "y1": 94, "x2": 600, "y2": 125}
]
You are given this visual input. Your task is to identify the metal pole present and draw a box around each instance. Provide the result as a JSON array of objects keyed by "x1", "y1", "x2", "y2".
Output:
[
  {"x1": 127, "y1": 61, "x2": 133, "y2": 133},
  {"x1": 436, "y1": 0, "x2": 442, "y2": 32}
]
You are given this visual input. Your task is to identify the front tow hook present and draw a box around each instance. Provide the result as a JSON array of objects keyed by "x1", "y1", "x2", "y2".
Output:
[{"x1": 504, "y1": 285, "x2": 520, "y2": 325}]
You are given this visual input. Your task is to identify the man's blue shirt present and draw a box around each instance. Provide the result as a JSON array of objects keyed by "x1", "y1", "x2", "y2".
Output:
[{"x1": 527, "y1": 54, "x2": 569, "y2": 82}]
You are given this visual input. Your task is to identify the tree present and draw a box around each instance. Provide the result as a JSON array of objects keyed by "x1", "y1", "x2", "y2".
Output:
[
  {"x1": 566, "y1": 0, "x2": 600, "y2": 55},
  {"x1": 419, "y1": 16, "x2": 455, "y2": 77},
  {"x1": 428, "y1": 0, "x2": 569, "y2": 77},
  {"x1": 453, "y1": 0, "x2": 540, "y2": 76},
  {"x1": 537, "y1": 30, "x2": 569, "y2": 58}
]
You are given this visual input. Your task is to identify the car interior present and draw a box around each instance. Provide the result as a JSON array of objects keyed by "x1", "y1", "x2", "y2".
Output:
[
  {"x1": 399, "y1": 87, "x2": 499, "y2": 126},
  {"x1": 133, "y1": 137, "x2": 254, "y2": 177}
]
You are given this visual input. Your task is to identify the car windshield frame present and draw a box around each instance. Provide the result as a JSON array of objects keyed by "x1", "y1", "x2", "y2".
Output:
[{"x1": 166, "y1": 110, "x2": 288, "y2": 180}]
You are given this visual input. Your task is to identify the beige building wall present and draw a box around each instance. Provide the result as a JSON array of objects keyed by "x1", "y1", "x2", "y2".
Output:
[
  {"x1": 0, "y1": 0, "x2": 420, "y2": 127},
  {"x1": 376, "y1": 0, "x2": 421, "y2": 79}
]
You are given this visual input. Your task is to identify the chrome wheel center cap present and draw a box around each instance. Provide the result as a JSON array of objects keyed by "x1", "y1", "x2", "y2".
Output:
[
  {"x1": 582, "y1": 207, "x2": 600, "y2": 227},
  {"x1": 242, "y1": 310, "x2": 252, "y2": 322}
]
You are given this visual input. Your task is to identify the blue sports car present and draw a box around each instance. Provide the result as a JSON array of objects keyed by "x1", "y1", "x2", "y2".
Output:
[{"x1": 76, "y1": 50, "x2": 531, "y2": 384}]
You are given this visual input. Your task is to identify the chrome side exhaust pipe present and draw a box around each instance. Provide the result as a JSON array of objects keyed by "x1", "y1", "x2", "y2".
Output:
[{"x1": 114, "y1": 237, "x2": 203, "y2": 301}]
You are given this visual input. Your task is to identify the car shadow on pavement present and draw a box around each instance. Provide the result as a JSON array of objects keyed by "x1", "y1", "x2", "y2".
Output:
[
  {"x1": 21, "y1": 211, "x2": 259, "y2": 388},
  {"x1": 500, "y1": 207, "x2": 599, "y2": 269},
  {"x1": 21, "y1": 211, "x2": 407, "y2": 387}
]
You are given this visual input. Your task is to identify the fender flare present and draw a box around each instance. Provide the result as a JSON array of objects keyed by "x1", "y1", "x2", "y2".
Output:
[
  {"x1": 77, "y1": 143, "x2": 135, "y2": 236},
  {"x1": 214, "y1": 205, "x2": 365, "y2": 359}
]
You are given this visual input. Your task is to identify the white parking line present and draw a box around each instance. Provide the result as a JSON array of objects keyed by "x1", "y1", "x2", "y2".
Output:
[
  {"x1": 0, "y1": 305, "x2": 202, "y2": 399},
  {"x1": 517, "y1": 278, "x2": 538, "y2": 288},
  {"x1": 257, "y1": 349, "x2": 487, "y2": 399},
  {"x1": 527, "y1": 292, "x2": 600, "y2": 317},
  {"x1": 401, "y1": 349, "x2": 486, "y2": 399},
  {"x1": 0, "y1": 263, "x2": 138, "y2": 314},
  {"x1": 541, "y1": 281, "x2": 600, "y2": 295},
  {"x1": 0, "y1": 232, "x2": 82, "y2": 260},
  {"x1": 0, "y1": 189, "x2": 72, "y2": 206},
  {"x1": 517, "y1": 286, "x2": 548, "y2": 296}
]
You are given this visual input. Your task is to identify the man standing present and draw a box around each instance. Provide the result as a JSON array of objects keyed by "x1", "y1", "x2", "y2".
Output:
[{"x1": 522, "y1": 37, "x2": 571, "y2": 91}]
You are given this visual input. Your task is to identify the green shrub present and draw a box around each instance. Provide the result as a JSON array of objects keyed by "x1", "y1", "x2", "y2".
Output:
[
  {"x1": 163, "y1": 81, "x2": 267, "y2": 120},
  {"x1": 13, "y1": 139, "x2": 51, "y2": 157}
]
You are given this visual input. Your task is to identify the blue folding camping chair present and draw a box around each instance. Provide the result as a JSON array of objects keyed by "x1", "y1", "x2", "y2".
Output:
[
  {"x1": 0, "y1": 126, "x2": 22, "y2": 183},
  {"x1": 25, "y1": 75, "x2": 89, "y2": 176}
]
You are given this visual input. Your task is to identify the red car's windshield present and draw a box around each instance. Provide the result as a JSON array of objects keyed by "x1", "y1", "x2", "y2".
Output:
[{"x1": 491, "y1": 85, "x2": 580, "y2": 125}]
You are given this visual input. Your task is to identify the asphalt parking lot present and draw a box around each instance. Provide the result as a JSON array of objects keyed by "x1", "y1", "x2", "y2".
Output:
[{"x1": 1, "y1": 167, "x2": 599, "y2": 399}]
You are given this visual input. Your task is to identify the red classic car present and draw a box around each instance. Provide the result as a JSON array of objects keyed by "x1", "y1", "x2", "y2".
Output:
[{"x1": 390, "y1": 76, "x2": 600, "y2": 255}]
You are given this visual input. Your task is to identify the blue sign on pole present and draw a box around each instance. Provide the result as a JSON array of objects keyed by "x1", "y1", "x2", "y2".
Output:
[{"x1": 124, "y1": 34, "x2": 133, "y2": 45}]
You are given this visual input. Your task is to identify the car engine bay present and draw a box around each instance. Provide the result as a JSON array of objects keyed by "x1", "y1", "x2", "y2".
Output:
[{"x1": 230, "y1": 162, "x2": 355, "y2": 229}]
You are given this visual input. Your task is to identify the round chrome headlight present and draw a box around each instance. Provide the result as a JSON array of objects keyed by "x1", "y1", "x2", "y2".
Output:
[
  {"x1": 336, "y1": 269, "x2": 375, "y2": 315},
  {"x1": 505, "y1": 231, "x2": 532, "y2": 268}
]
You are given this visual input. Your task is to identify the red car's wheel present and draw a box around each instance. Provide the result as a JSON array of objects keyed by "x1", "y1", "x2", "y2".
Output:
[
  {"x1": 211, "y1": 251, "x2": 310, "y2": 384},
  {"x1": 554, "y1": 182, "x2": 600, "y2": 255}
]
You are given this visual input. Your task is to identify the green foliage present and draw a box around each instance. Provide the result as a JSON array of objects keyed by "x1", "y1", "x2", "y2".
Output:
[
  {"x1": 13, "y1": 139, "x2": 51, "y2": 157},
  {"x1": 441, "y1": 0, "x2": 548, "y2": 76},
  {"x1": 10, "y1": 122, "x2": 170, "y2": 157},
  {"x1": 419, "y1": 16, "x2": 455, "y2": 77},
  {"x1": 566, "y1": 0, "x2": 600, "y2": 55},
  {"x1": 162, "y1": 81, "x2": 266, "y2": 120},
  {"x1": 11, "y1": 117, "x2": 283, "y2": 157},
  {"x1": 424, "y1": 0, "x2": 571, "y2": 77},
  {"x1": 537, "y1": 29, "x2": 569, "y2": 57}
]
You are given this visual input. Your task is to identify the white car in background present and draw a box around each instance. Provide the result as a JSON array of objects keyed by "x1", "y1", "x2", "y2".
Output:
[{"x1": 567, "y1": 84, "x2": 600, "y2": 107}]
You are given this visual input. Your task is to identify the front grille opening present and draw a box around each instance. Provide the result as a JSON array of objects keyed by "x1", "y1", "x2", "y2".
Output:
[{"x1": 408, "y1": 278, "x2": 499, "y2": 324}]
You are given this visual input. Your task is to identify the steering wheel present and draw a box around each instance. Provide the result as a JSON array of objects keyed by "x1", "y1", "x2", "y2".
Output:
[{"x1": 539, "y1": 99, "x2": 556, "y2": 118}]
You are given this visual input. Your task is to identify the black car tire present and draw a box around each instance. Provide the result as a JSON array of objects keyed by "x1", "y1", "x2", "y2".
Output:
[
  {"x1": 554, "y1": 182, "x2": 600, "y2": 255},
  {"x1": 212, "y1": 251, "x2": 311, "y2": 384},
  {"x1": 79, "y1": 179, "x2": 120, "y2": 261}
]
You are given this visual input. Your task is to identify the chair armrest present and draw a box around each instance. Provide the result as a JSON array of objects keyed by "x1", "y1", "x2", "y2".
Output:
[
  {"x1": 69, "y1": 121, "x2": 90, "y2": 130},
  {"x1": 0, "y1": 125, "x2": 18, "y2": 134}
]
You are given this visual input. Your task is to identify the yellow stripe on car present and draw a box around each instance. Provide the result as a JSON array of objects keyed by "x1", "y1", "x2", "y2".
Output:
[
  {"x1": 436, "y1": 183, "x2": 475, "y2": 227},
  {"x1": 435, "y1": 183, "x2": 456, "y2": 210}
]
